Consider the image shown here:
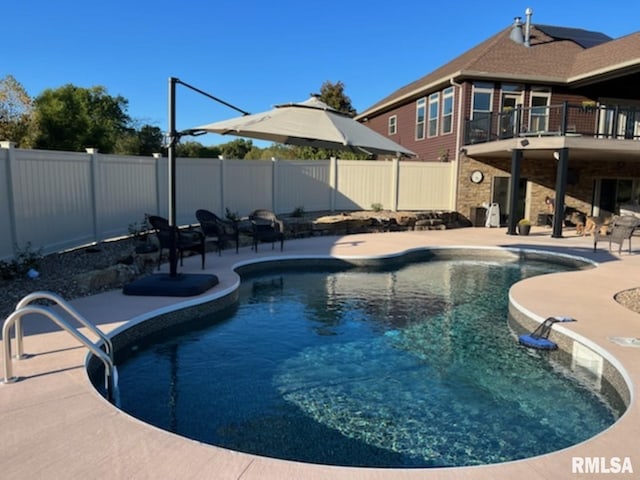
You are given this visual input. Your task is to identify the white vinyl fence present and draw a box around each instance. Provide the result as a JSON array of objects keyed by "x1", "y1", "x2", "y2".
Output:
[{"x1": 0, "y1": 143, "x2": 455, "y2": 259}]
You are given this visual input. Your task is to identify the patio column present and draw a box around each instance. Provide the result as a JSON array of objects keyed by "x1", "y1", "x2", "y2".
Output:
[
  {"x1": 507, "y1": 149, "x2": 523, "y2": 235},
  {"x1": 552, "y1": 148, "x2": 569, "y2": 238}
]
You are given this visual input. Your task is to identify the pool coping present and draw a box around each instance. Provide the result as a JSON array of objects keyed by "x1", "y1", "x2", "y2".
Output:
[{"x1": 2, "y1": 227, "x2": 639, "y2": 479}]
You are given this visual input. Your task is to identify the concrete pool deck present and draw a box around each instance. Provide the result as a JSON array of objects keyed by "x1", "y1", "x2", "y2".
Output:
[{"x1": 1, "y1": 226, "x2": 639, "y2": 479}]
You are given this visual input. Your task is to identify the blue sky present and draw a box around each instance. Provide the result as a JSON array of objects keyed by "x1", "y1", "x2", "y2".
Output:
[{"x1": 5, "y1": 1, "x2": 639, "y2": 146}]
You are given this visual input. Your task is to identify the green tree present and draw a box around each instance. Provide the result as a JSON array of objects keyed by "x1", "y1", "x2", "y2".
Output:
[
  {"x1": 219, "y1": 138, "x2": 254, "y2": 159},
  {"x1": 288, "y1": 80, "x2": 366, "y2": 160},
  {"x1": 136, "y1": 124, "x2": 164, "y2": 156},
  {"x1": 175, "y1": 140, "x2": 224, "y2": 158},
  {"x1": 317, "y1": 80, "x2": 357, "y2": 116},
  {"x1": 0, "y1": 75, "x2": 33, "y2": 146},
  {"x1": 245, "y1": 143, "x2": 298, "y2": 160},
  {"x1": 30, "y1": 84, "x2": 131, "y2": 153}
]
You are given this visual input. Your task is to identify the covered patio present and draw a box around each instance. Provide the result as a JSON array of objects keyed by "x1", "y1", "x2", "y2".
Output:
[{"x1": 463, "y1": 133, "x2": 640, "y2": 238}]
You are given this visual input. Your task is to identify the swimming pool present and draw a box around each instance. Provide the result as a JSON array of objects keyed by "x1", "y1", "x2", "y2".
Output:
[{"x1": 113, "y1": 257, "x2": 618, "y2": 468}]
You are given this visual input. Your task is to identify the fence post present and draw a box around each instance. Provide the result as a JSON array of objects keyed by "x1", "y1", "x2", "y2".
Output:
[
  {"x1": 218, "y1": 155, "x2": 226, "y2": 217},
  {"x1": 329, "y1": 157, "x2": 337, "y2": 212},
  {"x1": 152, "y1": 153, "x2": 162, "y2": 216},
  {"x1": 391, "y1": 157, "x2": 399, "y2": 212},
  {"x1": 85, "y1": 148, "x2": 100, "y2": 242},
  {"x1": 271, "y1": 157, "x2": 278, "y2": 213},
  {"x1": 0, "y1": 142, "x2": 19, "y2": 256}
]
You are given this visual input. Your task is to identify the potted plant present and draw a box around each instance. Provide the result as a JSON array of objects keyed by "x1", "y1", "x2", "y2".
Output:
[
  {"x1": 581, "y1": 100, "x2": 597, "y2": 112},
  {"x1": 129, "y1": 215, "x2": 158, "y2": 254},
  {"x1": 517, "y1": 218, "x2": 532, "y2": 236}
]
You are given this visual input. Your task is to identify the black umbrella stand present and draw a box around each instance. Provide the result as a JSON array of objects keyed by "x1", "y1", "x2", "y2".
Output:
[{"x1": 123, "y1": 77, "x2": 248, "y2": 297}]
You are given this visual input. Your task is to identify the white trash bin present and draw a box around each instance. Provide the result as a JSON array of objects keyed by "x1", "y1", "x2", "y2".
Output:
[{"x1": 486, "y1": 203, "x2": 500, "y2": 228}]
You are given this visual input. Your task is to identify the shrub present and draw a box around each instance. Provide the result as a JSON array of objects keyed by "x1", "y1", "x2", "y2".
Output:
[
  {"x1": 0, "y1": 242, "x2": 44, "y2": 280},
  {"x1": 225, "y1": 208, "x2": 240, "y2": 222},
  {"x1": 128, "y1": 214, "x2": 150, "y2": 241}
]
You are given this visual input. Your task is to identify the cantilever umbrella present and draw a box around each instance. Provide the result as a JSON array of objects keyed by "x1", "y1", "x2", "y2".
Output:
[{"x1": 192, "y1": 96, "x2": 415, "y2": 157}]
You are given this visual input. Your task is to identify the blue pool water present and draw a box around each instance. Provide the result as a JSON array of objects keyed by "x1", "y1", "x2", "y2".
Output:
[{"x1": 115, "y1": 259, "x2": 617, "y2": 467}]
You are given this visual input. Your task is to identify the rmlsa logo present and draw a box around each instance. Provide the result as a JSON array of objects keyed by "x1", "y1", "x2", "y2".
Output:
[{"x1": 572, "y1": 457, "x2": 634, "y2": 474}]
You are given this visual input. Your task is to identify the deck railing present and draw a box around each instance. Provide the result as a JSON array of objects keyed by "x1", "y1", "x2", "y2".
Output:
[{"x1": 463, "y1": 102, "x2": 640, "y2": 145}]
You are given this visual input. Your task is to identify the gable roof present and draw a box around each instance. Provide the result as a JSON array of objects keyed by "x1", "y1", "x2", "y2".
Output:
[{"x1": 358, "y1": 23, "x2": 640, "y2": 119}]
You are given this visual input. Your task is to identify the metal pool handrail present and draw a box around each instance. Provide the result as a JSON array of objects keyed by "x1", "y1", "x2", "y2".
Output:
[
  {"x1": 2, "y1": 292, "x2": 116, "y2": 402},
  {"x1": 13, "y1": 291, "x2": 114, "y2": 360}
]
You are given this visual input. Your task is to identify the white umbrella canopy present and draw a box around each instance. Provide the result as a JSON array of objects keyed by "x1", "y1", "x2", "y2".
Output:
[{"x1": 192, "y1": 96, "x2": 415, "y2": 157}]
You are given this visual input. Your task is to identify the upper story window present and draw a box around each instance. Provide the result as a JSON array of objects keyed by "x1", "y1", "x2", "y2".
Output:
[
  {"x1": 441, "y1": 87, "x2": 454, "y2": 134},
  {"x1": 529, "y1": 87, "x2": 551, "y2": 132},
  {"x1": 388, "y1": 115, "x2": 397, "y2": 135},
  {"x1": 428, "y1": 93, "x2": 440, "y2": 137},
  {"x1": 500, "y1": 84, "x2": 524, "y2": 110},
  {"x1": 416, "y1": 98, "x2": 426, "y2": 140},
  {"x1": 472, "y1": 82, "x2": 493, "y2": 120}
]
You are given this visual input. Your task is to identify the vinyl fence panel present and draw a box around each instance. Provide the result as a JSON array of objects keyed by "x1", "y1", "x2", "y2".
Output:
[
  {"x1": 221, "y1": 159, "x2": 274, "y2": 217},
  {"x1": 335, "y1": 160, "x2": 394, "y2": 211},
  {"x1": 174, "y1": 157, "x2": 222, "y2": 226},
  {"x1": 0, "y1": 144, "x2": 455, "y2": 259},
  {"x1": 11, "y1": 149, "x2": 94, "y2": 255},
  {"x1": 95, "y1": 153, "x2": 159, "y2": 239},
  {"x1": 274, "y1": 160, "x2": 331, "y2": 214},
  {"x1": 398, "y1": 161, "x2": 454, "y2": 210}
]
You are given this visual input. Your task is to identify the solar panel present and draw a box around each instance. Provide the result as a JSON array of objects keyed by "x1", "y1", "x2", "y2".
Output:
[{"x1": 536, "y1": 24, "x2": 612, "y2": 48}]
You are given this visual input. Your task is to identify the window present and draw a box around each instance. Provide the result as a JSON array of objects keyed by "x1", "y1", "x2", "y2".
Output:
[
  {"x1": 388, "y1": 115, "x2": 397, "y2": 135},
  {"x1": 500, "y1": 85, "x2": 523, "y2": 137},
  {"x1": 470, "y1": 82, "x2": 493, "y2": 142},
  {"x1": 441, "y1": 87, "x2": 454, "y2": 134},
  {"x1": 472, "y1": 82, "x2": 493, "y2": 120},
  {"x1": 416, "y1": 98, "x2": 426, "y2": 140},
  {"x1": 598, "y1": 98, "x2": 640, "y2": 139},
  {"x1": 529, "y1": 87, "x2": 550, "y2": 132},
  {"x1": 428, "y1": 93, "x2": 439, "y2": 137}
]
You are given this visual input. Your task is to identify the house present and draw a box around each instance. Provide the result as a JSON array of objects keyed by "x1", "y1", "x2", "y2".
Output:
[{"x1": 356, "y1": 9, "x2": 640, "y2": 237}]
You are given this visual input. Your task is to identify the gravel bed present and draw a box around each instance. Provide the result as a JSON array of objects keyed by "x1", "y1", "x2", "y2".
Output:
[{"x1": 0, "y1": 239, "x2": 147, "y2": 320}]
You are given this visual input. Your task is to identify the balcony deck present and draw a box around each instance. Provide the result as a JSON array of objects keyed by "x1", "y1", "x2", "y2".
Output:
[{"x1": 463, "y1": 103, "x2": 640, "y2": 161}]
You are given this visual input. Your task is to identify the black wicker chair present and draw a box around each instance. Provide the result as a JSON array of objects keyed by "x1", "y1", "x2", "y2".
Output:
[
  {"x1": 147, "y1": 215, "x2": 206, "y2": 270},
  {"x1": 248, "y1": 209, "x2": 285, "y2": 252},
  {"x1": 195, "y1": 209, "x2": 239, "y2": 256}
]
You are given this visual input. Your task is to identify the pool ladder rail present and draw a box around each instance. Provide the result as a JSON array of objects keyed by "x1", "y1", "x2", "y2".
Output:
[{"x1": 2, "y1": 291, "x2": 117, "y2": 402}]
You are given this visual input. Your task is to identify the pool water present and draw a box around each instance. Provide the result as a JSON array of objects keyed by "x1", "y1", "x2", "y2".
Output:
[{"x1": 115, "y1": 259, "x2": 617, "y2": 467}]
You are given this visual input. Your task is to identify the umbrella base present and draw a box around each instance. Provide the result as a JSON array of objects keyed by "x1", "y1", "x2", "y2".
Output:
[{"x1": 123, "y1": 273, "x2": 219, "y2": 297}]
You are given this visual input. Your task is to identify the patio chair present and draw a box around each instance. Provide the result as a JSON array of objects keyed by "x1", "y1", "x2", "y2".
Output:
[
  {"x1": 195, "y1": 209, "x2": 239, "y2": 256},
  {"x1": 248, "y1": 209, "x2": 285, "y2": 252},
  {"x1": 147, "y1": 215, "x2": 206, "y2": 270},
  {"x1": 593, "y1": 215, "x2": 640, "y2": 254}
]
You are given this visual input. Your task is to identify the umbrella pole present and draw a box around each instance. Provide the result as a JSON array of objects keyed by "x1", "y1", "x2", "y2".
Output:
[
  {"x1": 167, "y1": 77, "x2": 179, "y2": 277},
  {"x1": 165, "y1": 77, "x2": 248, "y2": 278}
]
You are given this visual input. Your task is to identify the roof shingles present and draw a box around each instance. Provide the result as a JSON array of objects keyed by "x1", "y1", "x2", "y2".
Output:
[{"x1": 360, "y1": 24, "x2": 640, "y2": 118}]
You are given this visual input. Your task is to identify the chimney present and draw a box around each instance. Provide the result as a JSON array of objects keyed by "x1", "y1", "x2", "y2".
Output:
[
  {"x1": 524, "y1": 7, "x2": 533, "y2": 47},
  {"x1": 510, "y1": 17, "x2": 524, "y2": 44}
]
